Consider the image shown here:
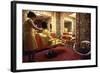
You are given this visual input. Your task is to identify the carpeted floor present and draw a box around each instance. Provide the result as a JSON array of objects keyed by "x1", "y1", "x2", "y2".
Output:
[{"x1": 34, "y1": 46, "x2": 81, "y2": 62}]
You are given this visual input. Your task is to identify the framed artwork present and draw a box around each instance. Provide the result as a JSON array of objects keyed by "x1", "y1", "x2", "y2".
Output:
[{"x1": 11, "y1": 1, "x2": 98, "y2": 72}]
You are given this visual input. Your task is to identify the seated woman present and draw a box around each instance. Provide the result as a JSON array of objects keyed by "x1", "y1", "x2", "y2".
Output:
[
  {"x1": 34, "y1": 21, "x2": 52, "y2": 50},
  {"x1": 34, "y1": 21, "x2": 61, "y2": 50}
]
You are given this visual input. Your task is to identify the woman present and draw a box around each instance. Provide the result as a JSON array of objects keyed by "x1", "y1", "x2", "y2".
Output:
[{"x1": 23, "y1": 11, "x2": 42, "y2": 51}]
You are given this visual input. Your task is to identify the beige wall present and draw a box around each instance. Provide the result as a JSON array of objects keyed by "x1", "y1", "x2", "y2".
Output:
[{"x1": 22, "y1": 10, "x2": 76, "y2": 36}]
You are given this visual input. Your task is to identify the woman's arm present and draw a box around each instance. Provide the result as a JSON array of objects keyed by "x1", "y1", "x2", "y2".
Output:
[{"x1": 29, "y1": 19, "x2": 42, "y2": 31}]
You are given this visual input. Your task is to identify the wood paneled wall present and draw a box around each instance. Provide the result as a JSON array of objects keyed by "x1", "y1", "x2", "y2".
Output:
[{"x1": 76, "y1": 13, "x2": 91, "y2": 48}]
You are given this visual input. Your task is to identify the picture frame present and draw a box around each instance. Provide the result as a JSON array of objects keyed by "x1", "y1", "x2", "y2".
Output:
[{"x1": 11, "y1": 1, "x2": 98, "y2": 72}]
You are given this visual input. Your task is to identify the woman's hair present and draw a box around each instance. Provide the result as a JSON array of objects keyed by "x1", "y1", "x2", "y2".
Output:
[
  {"x1": 27, "y1": 11, "x2": 36, "y2": 18},
  {"x1": 42, "y1": 21, "x2": 47, "y2": 29}
]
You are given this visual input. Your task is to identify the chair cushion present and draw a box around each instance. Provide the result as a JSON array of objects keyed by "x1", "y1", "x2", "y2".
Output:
[{"x1": 35, "y1": 33, "x2": 51, "y2": 51}]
